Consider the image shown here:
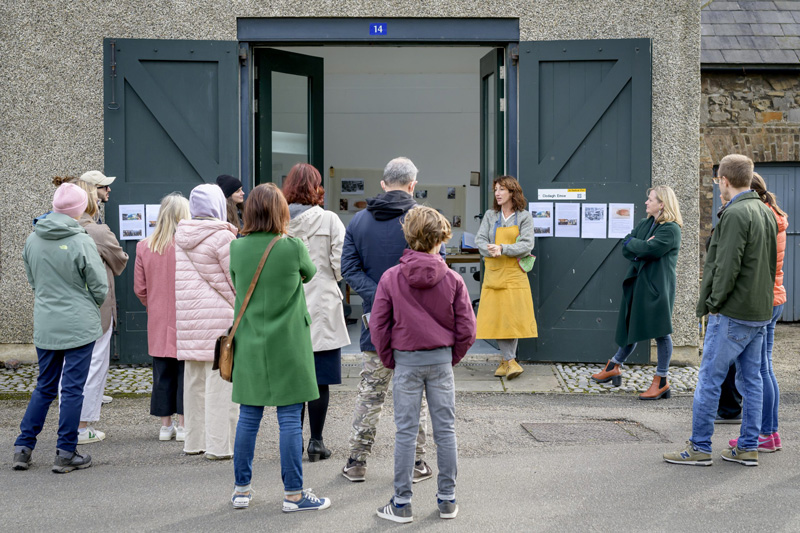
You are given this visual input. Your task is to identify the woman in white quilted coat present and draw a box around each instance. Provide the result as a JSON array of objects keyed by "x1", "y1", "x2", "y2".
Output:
[{"x1": 175, "y1": 183, "x2": 239, "y2": 459}]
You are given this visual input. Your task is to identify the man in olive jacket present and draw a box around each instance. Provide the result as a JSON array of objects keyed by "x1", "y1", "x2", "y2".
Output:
[{"x1": 664, "y1": 154, "x2": 777, "y2": 468}]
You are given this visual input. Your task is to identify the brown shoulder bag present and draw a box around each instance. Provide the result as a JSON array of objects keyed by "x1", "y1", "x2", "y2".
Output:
[{"x1": 213, "y1": 235, "x2": 280, "y2": 382}]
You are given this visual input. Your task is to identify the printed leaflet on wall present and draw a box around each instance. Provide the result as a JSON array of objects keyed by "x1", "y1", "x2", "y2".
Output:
[
  {"x1": 528, "y1": 202, "x2": 554, "y2": 237},
  {"x1": 581, "y1": 203, "x2": 607, "y2": 239},
  {"x1": 608, "y1": 203, "x2": 635, "y2": 238}
]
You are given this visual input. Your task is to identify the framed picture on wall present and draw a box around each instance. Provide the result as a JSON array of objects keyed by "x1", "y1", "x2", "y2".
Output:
[
  {"x1": 470, "y1": 171, "x2": 480, "y2": 187},
  {"x1": 341, "y1": 179, "x2": 365, "y2": 195}
]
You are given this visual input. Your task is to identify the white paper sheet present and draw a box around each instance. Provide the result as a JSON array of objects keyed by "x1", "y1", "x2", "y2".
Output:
[
  {"x1": 145, "y1": 204, "x2": 160, "y2": 237},
  {"x1": 555, "y1": 203, "x2": 580, "y2": 238},
  {"x1": 528, "y1": 202, "x2": 553, "y2": 237},
  {"x1": 581, "y1": 203, "x2": 607, "y2": 239},
  {"x1": 119, "y1": 204, "x2": 145, "y2": 241},
  {"x1": 608, "y1": 203, "x2": 635, "y2": 239}
]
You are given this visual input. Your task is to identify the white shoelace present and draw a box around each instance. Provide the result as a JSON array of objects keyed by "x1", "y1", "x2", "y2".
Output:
[{"x1": 302, "y1": 489, "x2": 321, "y2": 504}]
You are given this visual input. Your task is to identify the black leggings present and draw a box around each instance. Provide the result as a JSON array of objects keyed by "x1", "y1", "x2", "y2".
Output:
[{"x1": 301, "y1": 385, "x2": 330, "y2": 441}]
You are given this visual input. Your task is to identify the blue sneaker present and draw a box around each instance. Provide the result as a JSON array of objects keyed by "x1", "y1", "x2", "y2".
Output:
[
  {"x1": 231, "y1": 491, "x2": 252, "y2": 509},
  {"x1": 282, "y1": 489, "x2": 331, "y2": 512},
  {"x1": 377, "y1": 498, "x2": 413, "y2": 523}
]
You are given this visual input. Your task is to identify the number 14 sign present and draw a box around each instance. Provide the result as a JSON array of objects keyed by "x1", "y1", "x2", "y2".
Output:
[{"x1": 370, "y1": 23, "x2": 387, "y2": 35}]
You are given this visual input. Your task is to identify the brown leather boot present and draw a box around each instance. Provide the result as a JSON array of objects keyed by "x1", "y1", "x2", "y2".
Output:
[
  {"x1": 639, "y1": 375, "x2": 671, "y2": 400},
  {"x1": 591, "y1": 360, "x2": 622, "y2": 386}
]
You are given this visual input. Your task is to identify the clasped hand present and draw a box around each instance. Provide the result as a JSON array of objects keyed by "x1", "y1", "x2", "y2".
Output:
[{"x1": 487, "y1": 244, "x2": 503, "y2": 257}]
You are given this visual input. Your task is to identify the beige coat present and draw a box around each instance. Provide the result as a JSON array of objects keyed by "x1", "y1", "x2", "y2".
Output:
[
  {"x1": 287, "y1": 206, "x2": 350, "y2": 351},
  {"x1": 79, "y1": 213, "x2": 129, "y2": 332}
]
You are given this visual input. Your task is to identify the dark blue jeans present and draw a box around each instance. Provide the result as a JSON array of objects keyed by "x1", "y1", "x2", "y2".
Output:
[
  {"x1": 15, "y1": 342, "x2": 94, "y2": 453},
  {"x1": 611, "y1": 335, "x2": 673, "y2": 377},
  {"x1": 234, "y1": 403, "x2": 303, "y2": 495}
]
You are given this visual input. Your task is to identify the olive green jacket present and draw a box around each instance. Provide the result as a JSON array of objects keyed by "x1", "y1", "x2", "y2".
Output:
[{"x1": 697, "y1": 191, "x2": 777, "y2": 321}]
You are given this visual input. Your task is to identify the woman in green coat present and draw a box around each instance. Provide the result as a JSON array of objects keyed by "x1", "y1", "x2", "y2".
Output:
[
  {"x1": 592, "y1": 186, "x2": 682, "y2": 400},
  {"x1": 229, "y1": 183, "x2": 331, "y2": 513}
]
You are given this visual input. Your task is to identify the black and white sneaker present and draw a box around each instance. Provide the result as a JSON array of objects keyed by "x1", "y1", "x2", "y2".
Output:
[
  {"x1": 377, "y1": 498, "x2": 413, "y2": 523},
  {"x1": 52, "y1": 449, "x2": 92, "y2": 473}
]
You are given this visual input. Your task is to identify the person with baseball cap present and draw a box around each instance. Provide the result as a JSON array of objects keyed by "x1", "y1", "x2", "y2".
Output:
[{"x1": 80, "y1": 170, "x2": 116, "y2": 205}]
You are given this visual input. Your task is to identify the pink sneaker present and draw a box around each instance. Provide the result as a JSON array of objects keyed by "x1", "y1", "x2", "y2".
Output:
[
  {"x1": 728, "y1": 434, "x2": 776, "y2": 452},
  {"x1": 772, "y1": 432, "x2": 782, "y2": 450}
]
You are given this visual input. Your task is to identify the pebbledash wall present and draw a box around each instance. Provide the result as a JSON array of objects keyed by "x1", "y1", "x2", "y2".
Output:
[
  {"x1": 699, "y1": 72, "x2": 800, "y2": 268},
  {"x1": 0, "y1": 1, "x2": 701, "y2": 361}
]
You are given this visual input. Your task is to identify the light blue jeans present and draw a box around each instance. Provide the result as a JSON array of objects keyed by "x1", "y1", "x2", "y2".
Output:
[
  {"x1": 758, "y1": 304, "x2": 783, "y2": 435},
  {"x1": 233, "y1": 403, "x2": 303, "y2": 496},
  {"x1": 691, "y1": 314, "x2": 764, "y2": 452},
  {"x1": 611, "y1": 335, "x2": 672, "y2": 377},
  {"x1": 392, "y1": 363, "x2": 457, "y2": 504}
]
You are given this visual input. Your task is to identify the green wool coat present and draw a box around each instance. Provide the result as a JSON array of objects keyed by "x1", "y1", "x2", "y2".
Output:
[
  {"x1": 229, "y1": 232, "x2": 320, "y2": 407},
  {"x1": 615, "y1": 217, "x2": 681, "y2": 347}
]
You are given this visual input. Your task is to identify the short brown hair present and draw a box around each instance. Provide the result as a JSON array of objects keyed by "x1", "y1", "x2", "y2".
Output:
[
  {"x1": 282, "y1": 163, "x2": 324, "y2": 206},
  {"x1": 718, "y1": 154, "x2": 753, "y2": 188},
  {"x1": 241, "y1": 183, "x2": 290, "y2": 236},
  {"x1": 402, "y1": 206, "x2": 452, "y2": 252},
  {"x1": 492, "y1": 175, "x2": 527, "y2": 212}
]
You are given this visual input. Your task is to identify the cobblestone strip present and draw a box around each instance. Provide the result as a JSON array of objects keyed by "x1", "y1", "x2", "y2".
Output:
[{"x1": 555, "y1": 363, "x2": 699, "y2": 394}]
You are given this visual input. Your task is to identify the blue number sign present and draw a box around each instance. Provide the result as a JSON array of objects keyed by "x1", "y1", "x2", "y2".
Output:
[{"x1": 369, "y1": 23, "x2": 387, "y2": 36}]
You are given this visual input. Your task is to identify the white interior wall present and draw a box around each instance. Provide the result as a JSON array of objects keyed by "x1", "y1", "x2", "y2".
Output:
[{"x1": 276, "y1": 46, "x2": 492, "y2": 239}]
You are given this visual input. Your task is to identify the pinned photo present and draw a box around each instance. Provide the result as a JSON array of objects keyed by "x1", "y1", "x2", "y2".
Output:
[
  {"x1": 452, "y1": 215, "x2": 461, "y2": 228},
  {"x1": 415, "y1": 190, "x2": 428, "y2": 199},
  {"x1": 339, "y1": 198, "x2": 348, "y2": 211},
  {"x1": 447, "y1": 187, "x2": 456, "y2": 199}
]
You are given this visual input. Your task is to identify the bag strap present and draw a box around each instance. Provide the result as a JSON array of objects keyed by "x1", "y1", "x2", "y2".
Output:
[{"x1": 229, "y1": 235, "x2": 280, "y2": 339}]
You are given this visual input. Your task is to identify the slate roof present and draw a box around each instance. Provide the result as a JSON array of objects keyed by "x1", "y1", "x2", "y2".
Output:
[{"x1": 701, "y1": 1, "x2": 800, "y2": 64}]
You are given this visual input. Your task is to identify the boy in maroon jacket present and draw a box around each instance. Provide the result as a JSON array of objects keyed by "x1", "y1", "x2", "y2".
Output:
[{"x1": 370, "y1": 206, "x2": 476, "y2": 523}]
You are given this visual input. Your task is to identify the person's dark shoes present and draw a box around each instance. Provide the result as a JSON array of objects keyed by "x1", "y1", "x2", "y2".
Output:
[
  {"x1": 307, "y1": 438, "x2": 332, "y2": 462},
  {"x1": 13, "y1": 447, "x2": 32, "y2": 471},
  {"x1": 52, "y1": 449, "x2": 92, "y2": 473},
  {"x1": 413, "y1": 459, "x2": 433, "y2": 483},
  {"x1": 342, "y1": 457, "x2": 366, "y2": 482},
  {"x1": 714, "y1": 415, "x2": 742, "y2": 425}
]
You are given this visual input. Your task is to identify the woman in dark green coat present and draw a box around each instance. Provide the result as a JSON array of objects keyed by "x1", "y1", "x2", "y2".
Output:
[
  {"x1": 592, "y1": 186, "x2": 682, "y2": 400},
  {"x1": 229, "y1": 183, "x2": 331, "y2": 513}
]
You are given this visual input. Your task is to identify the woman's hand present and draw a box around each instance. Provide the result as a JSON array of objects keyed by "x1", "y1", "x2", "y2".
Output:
[{"x1": 487, "y1": 244, "x2": 503, "y2": 257}]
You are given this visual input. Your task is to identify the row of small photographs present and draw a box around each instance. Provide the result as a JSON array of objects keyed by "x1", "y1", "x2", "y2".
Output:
[
  {"x1": 121, "y1": 213, "x2": 142, "y2": 221},
  {"x1": 122, "y1": 229, "x2": 143, "y2": 237},
  {"x1": 414, "y1": 188, "x2": 457, "y2": 200}
]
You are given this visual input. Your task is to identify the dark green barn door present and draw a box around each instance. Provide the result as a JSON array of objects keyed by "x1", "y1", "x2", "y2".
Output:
[
  {"x1": 255, "y1": 48, "x2": 324, "y2": 186},
  {"x1": 104, "y1": 39, "x2": 239, "y2": 364},
  {"x1": 517, "y1": 39, "x2": 652, "y2": 363}
]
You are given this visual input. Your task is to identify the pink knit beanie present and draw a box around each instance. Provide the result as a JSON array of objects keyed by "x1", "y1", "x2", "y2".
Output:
[{"x1": 52, "y1": 183, "x2": 88, "y2": 219}]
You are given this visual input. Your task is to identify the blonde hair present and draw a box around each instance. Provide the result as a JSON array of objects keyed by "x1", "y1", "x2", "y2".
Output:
[
  {"x1": 76, "y1": 179, "x2": 99, "y2": 219},
  {"x1": 402, "y1": 206, "x2": 452, "y2": 252},
  {"x1": 146, "y1": 193, "x2": 190, "y2": 255},
  {"x1": 649, "y1": 185, "x2": 683, "y2": 227}
]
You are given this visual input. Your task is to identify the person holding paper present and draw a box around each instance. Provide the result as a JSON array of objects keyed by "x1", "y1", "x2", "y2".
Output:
[
  {"x1": 592, "y1": 186, "x2": 682, "y2": 400},
  {"x1": 475, "y1": 175, "x2": 537, "y2": 379}
]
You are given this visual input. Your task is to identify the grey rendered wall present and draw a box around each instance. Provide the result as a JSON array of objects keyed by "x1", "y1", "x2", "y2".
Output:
[{"x1": 0, "y1": 1, "x2": 700, "y2": 352}]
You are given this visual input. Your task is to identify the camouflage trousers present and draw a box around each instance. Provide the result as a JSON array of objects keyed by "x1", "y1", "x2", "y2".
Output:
[{"x1": 348, "y1": 351, "x2": 428, "y2": 462}]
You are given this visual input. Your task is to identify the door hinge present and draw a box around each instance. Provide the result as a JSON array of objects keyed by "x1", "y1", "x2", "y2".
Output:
[
  {"x1": 510, "y1": 45, "x2": 520, "y2": 66},
  {"x1": 499, "y1": 66, "x2": 505, "y2": 80},
  {"x1": 499, "y1": 98, "x2": 505, "y2": 112}
]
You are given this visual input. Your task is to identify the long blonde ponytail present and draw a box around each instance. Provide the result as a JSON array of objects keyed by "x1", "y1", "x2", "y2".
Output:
[{"x1": 146, "y1": 193, "x2": 190, "y2": 255}]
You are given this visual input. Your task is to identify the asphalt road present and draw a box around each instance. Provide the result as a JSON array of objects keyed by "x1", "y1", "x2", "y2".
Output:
[{"x1": 2, "y1": 392, "x2": 799, "y2": 532}]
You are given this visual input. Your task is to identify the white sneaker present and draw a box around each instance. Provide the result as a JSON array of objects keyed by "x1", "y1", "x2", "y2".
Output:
[
  {"x1": 77, "y1": 427, "x2": 106, "y2": 444},
  {"x1": 159, "y1": 425, "x2": 176, "y2": 441},
  {"x1": 101, "y1": 395, "x2": 113, "y2": 404},
  {"x1": 175, "y1": 426, "x2": 186, "y2": 442}
]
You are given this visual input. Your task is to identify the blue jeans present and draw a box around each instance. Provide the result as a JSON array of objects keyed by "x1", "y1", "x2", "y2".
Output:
[
  {"x1": 233, "y1": 403, "x2": 303, "y2": 495},
  {"x1": 758, "y1": 304, "x2": 783, "y2": 434},
  {"x1": 691, "y1": 314, "x2": 764, "y2": 452},
  {"x1": 15, "y1": 343, "x2": 94, "y2": 453},
  {"x1": 611, "y1": 335, "x2": 673, "y2": 377},
  {"x1": 392, "y1": 363, "x2": 457, "y2": 504}
]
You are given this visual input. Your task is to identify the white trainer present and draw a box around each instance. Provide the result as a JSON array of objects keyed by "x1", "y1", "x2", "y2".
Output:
[
  {"x1": 77, "y1": 427, "x2": 106, "y2": 444},
  {"x1": 159, "y1": 425, "x2": 176, "y2": 441}
]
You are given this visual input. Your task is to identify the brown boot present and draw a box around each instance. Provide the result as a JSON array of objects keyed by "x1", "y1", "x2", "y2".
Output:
[
  {"x1": 494, "y1": 360, "x2": 509, "y2": 377},
  {"x1": 591, "y1": 360, "x2": 622, "y2": 386},
  {"x1": 639, "y1": 375, "x2": 671, "y2": 400}
]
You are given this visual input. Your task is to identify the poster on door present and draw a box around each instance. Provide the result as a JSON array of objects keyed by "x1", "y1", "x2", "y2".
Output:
[
  {"x1": 145, "y1": 204, "x2": 161, "y2": 237},
  {"x1": 119, "y1": 204, "x2": 145, "y2": 241},
  {"x1": 608, "y1": 203, "x2": 635, "y2": 239},
  {"x1": 581, "y1": 203, "x2": 607, "y2": 239},
  {"x1": 555, "y1": 203, "x2": 580, "y2": 238},
  {"x1": 528, "y1": 202, "x2": 553, "y2": 237}
]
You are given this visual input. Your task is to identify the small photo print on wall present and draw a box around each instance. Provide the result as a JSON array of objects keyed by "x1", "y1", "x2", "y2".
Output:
[
  {"x1": 452, "y1": 215, "x2": 461, "y2": 228},
  {"x1": 341, "y1": 179, "x2": 364, "y2": 195},
  {"x1": 447, "y1": 187, "x2": 456, "y2": 199},
  {"x1": 415, "y1": 190, "x2": 428, "y2": 199},
  {"x1": 339, "y1": 198, "x2": 348, "y2": 211}
]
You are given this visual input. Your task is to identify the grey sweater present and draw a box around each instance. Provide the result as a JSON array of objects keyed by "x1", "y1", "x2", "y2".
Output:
[{"x1": 474, "y1": 209, "x2": 535, "y2": 259}]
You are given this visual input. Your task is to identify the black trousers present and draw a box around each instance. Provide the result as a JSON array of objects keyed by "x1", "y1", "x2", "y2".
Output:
[
  {"x1": 717, "y1": 362, "x2": 743, "y2": 419},
  {"x1": 150, "y1": 358, "x2": 184, "y2": 417}
]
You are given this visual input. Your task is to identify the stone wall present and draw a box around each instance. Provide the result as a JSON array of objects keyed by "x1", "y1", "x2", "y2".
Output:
[
  {"x1": 0, "y1": 0, "x2": 700, "y2": 350},
  {"x1": 700, "y1": 72, "x2": 800, "y2": 268}
]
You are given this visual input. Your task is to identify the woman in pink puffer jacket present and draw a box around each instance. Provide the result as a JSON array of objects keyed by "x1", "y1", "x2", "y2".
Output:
[{"x1": 175, "y1": 183, "x2": 239, "y2": 459}]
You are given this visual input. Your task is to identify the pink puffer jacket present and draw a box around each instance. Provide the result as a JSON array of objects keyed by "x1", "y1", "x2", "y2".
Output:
[{"x1": 174, "y1": 219, "x2": 237, "y2": 361}]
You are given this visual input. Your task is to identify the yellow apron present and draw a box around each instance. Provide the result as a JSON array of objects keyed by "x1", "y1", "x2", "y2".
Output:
[{"x1": 476, "y1": 224, "x2": 538, "y2": 339}]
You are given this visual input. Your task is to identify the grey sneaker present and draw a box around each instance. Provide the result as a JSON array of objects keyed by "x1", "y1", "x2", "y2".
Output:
[
  {"x1": 13, "y1": 447, "x2": 32, "y2": 471},
  {"x1": 663, "y1": 441, "x2": 712, "y2": 466},
  {"x1": 721, "y1": 446, "x2": 758, "y2": 466},
  {"x1": 52, "y1": 449, "x2": 92, "y2": 473},
  {"x1": 342, "y1": 458, "x2": 366, "y2": 482},
  {"x1": 413, "y1": 459, "x2": 433, "y2": 483},
  {"x1": 377, "y1": 499, "x2": 413, "y2": 523},
  {"x1": 438, "y1": 498, "x2": 458, "y2": 519}
]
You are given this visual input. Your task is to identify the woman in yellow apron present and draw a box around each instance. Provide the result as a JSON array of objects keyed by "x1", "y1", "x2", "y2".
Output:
[{"x1": 475, "y1": 176, "x2": 537, "y2": 379}]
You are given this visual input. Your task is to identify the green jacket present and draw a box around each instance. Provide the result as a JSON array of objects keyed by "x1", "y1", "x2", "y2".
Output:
[
  {"x1": 229, "y1": 233, "x2": 320, "y2": 407},
  {"x1": 24, "y1": 213, "x2": 108, "y2": 349},
  {"x1": 697, "y1": 191, "x2": 777, "y2": 320},
  {"x1": 615, "y1": 217, "x2": 681, "y2": 346}
]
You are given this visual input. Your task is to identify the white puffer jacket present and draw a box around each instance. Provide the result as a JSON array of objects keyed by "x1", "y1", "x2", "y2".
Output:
[
  {"x1": 175, "y1": 218, "x2": 237, "y2": 361},
  {"x1": 287, "y1": 206, "x2": 350, "y2": 351}
]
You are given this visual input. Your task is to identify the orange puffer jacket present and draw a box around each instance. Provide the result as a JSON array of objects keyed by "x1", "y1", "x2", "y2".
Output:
[{"x1": 773, "y1": 206, "x2": 788, "y2": 306}]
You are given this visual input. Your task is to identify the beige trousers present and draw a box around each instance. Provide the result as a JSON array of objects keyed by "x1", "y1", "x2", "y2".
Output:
[{"x1": 183, "y1": 360, "x2": 238, "y2": 456}]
